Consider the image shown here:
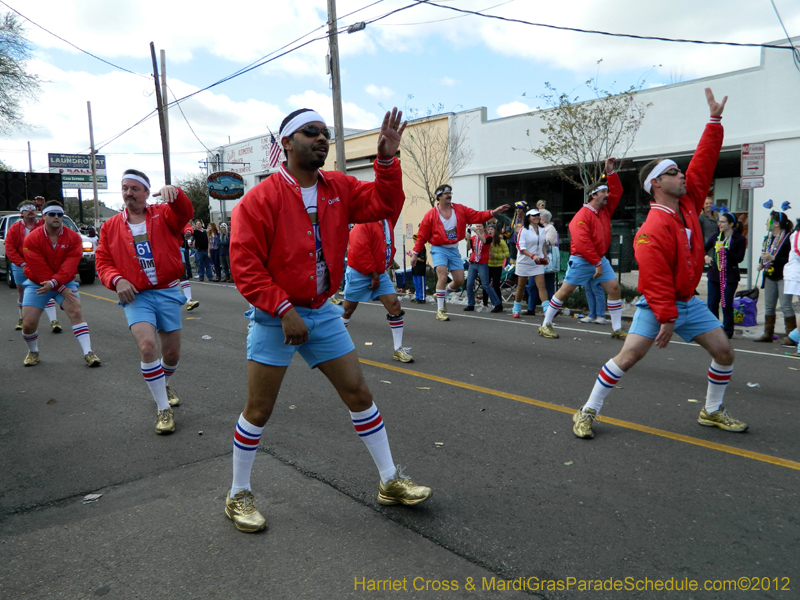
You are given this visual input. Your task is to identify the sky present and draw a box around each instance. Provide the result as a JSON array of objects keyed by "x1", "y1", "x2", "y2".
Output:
[{"x1": 1, "y1": 0, "x2": 798, "y2": 210}]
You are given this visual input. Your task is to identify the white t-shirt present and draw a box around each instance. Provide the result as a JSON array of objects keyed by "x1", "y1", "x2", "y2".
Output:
[
  {"x1": 128, "y1": 221, "x2": 158, "y2": 285},
  {"x1": 516, "y1": 226, "x2": 547, "y2": 267},
  {"x1": 301, "y1": 183, "x2": 330, "y2": 296},
  {"x1": 437, "y1": 208, "x2": 459, "y2": 249}
]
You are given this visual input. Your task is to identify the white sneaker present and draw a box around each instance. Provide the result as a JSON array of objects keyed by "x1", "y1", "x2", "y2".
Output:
[
  {"x1": 594, "y1": 317, "x2": 608, "y2": 325},
  {"x1": 580, "y1": 316, "x2": 594, "y2": 324}
]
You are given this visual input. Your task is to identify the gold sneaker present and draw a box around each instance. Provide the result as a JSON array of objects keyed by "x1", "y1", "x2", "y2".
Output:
[
  {"x1": 51, "y1": 320, "x2": 63, "y2": 333},
  {"x1": 572, "y1": 407, "x2": 597, "y2": 439},
  {"x1": 698, "y1": 405, "x2": 748, "y2": 432},
  {"x1": 435, "y1": 309, "x2": 450, "y2": 321},
  {"x1": 377, "y1": 466, "x2": 432, "y2": 506},
  {"x1": 226, "y1": 490, "x2": 267, "y2": 533},
  {"x1": 611, "y1": 328, "x2": 628, "y2": 340},
  {"x1": 186, "y1": 300, "x2": 200, "y2": 311},
  {"x1": 330, "y1": 297, "x2": 343, "y2": 305},
  {"x1": 23, "y1": 351, "x2": 40, "y2": 367},
  {"x1": 166, "y1": 385, "x2": 180, "y2": 407},
  {"x1": 538, "y1": 323, "x2": 559, "y2": 339},
  {"x1": 155, "y1": 408, "x2": 175, "y2": 434},
  {"x1": 84, "y1": 352, "x2": 101, "y2": 367},
  {"x1": 392, "y1": 348, "x2": 414, "y2": 363},
  {"x1": 15, "y1": 318, "x2": 23, "y2": 331}
]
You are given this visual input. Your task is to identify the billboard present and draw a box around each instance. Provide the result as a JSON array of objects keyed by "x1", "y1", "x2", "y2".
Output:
[{"x1": 48, "y1": 153, "x2": 108, "y2": 189}]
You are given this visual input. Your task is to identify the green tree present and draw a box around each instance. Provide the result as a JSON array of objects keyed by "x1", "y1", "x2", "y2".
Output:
[
  {"x1": 173, "y1": 172, "x2": 208, "y2": 223},
  {"x1": 518, "y1": 67, "x2": 651, "y2": 193},
  {"x1": 1, "y1": 13, "x2": 41, "y2": 136}
]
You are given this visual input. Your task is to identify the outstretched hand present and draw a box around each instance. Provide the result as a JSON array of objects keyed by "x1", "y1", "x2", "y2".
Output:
[
  {"x1": 153, "y1": 185, "x2": 178, "y2": 202},
  {"x1": 377, "y1": 108, "x2": 406, "y2": 159},
  {"x1": 705, "y1": 88, "x2": 727, "y2": 118}
]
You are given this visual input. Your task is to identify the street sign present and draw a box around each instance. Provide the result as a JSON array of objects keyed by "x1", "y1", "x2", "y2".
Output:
[
  {"x1": 741, "y1": 143, "x2": 765, "y2": 177},
  {"x1": 740, "y1": 177, "x2": 765, "y2": 189},
  {"x1": 48, "y1": 153, "x2": 108, "y2": 189}
]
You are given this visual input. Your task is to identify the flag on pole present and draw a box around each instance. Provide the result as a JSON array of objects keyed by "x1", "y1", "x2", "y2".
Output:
[{"x1": 269, "y1": 133, "x2": 282, "y2": 168}]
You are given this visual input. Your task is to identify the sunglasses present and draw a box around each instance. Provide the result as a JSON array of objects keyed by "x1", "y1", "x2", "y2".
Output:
[
  {"x1": 659, "y1": 168, "x2": 682, "y2": 177},
  {"x1": 46, "y1": 212, "x2": 64, "y2": 218},
  {"x1": 297, "y1": 125, "x2": 331, "y2": 140}
]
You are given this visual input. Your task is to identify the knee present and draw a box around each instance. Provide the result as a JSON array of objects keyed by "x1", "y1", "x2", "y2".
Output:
[
  {"x1": 162, "y1": 347, "x2": 180, "y2": 365},
  {"x1": 347, "y1": 383, "x2": 373, "y2": 413},
  {"x1": 387, "y1": 300, "x2": 401, "y2": 314},
  {"x1": 243, "y1": 401, "x2": 273, "y2": 427},
  {"x1": 137, "y1": 339, "x2": 159, "y2": 362},
  {"x1": 713, "y1": 345, "x2": 735, "y2": 366}
]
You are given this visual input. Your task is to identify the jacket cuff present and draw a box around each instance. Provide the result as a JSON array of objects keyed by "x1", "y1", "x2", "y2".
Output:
[
  {"x1": 112, "y1": 276, "x2": 123, "y2": 288},
  {"x1": 276, "y1": 300, "x2": 293, "y2": 317},
  {"x1": 709, "y1": 116, "x2": 722, "y2": 124},
  {"x1": 375, "y1": 157, "x2": 395, "y2": 166}
]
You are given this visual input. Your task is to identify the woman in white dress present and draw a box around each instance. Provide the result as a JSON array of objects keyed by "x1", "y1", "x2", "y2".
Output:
[{"x1": 512, "y1": 209, "x2": 549, "y2": 318}]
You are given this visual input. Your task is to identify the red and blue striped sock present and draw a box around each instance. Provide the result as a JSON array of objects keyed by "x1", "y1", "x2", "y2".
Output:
[
  {"x1": 180, "y1": 281, "x2": 192, "y2": 301},
  {"x1": 162, "y1": 361, "x2": 178, "y2": 385},
  {"x1": 584, "y1": 359, "x2": 625, "y2": 414},
  {"x1": 607, "y1": 299, "x2": 623, "y2": 330},
  {"x1": 22, "y1": 330, "x2": 38, "y2": 352},
  {"x1": 72, "y1": 322, "x2": 92, "y2": 354},
  {"x1": 231, "y1": 413, "x2": 264, "y2": 494},
  {"x1": 45, "y1": 299, "x2": 57, "y2": 322},
  {"x1": 544, "y1": 296, "x2": 563, "y2": 326},
  {"x1": 141, "y1": 360, "x2": 169, "y2": 410},
  {"x1": 706, "y1": 361, "x2": 733, "y2": 413},
  {"x1": 350, "y1": 403, "x2": 396, "y2": 483},
  {"x1": 388, "y1": 311, "x2": 404, "y2": 350},
  {"x1": 435, "y1": 289, "x2": 446, "y2": 311}
]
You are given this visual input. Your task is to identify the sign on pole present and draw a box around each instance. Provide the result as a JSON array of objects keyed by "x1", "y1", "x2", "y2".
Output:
[
  {"x1": 740, "y1": 177, "x2": 765, "y2": 189},
  {"x1": 48, "y1": 153, "x2": 108, "y2": 189},
  {"x1": 741, "y1": 143, "x2": 765, "y2": 177}
]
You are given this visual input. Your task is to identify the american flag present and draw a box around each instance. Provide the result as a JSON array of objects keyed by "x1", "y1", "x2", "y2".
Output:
[{"x1": 269, "y1": 133, "x2": 282, "y2": 168}]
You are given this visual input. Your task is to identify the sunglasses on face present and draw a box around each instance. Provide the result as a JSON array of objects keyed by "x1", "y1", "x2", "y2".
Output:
[
  {"x1": 659, "y1": 168, "x2": 682, "y2": 177},
  {"x1": 46, "y1": 212, "x2": 64, "y2": 218},
  {"x1": 297, "y1": 125, "x2": 331, "y2": 140}
]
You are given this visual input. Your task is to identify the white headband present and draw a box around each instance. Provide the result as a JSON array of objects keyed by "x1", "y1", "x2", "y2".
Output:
[
  {"x1": 593, "y1": 185, "x2": 608, "y2": 194},
  {"x1": 42, "y1": 205, "x2": 64, "y2": 215},
  {"x1": 19, "y1": 204, "x2": 36, "y2": 212},
  {"x1": 643, "y1": 160, "x2": 677, "y2": 195},
  {"x1": 279, "y1": 110, "x2": 327, "y2": 139},
  {"x1": 436, "y1": 186, "x2": 452, "y2": 197},
  {"x1": 122, "y1": 174, "x2": 150, "y2": 190}
]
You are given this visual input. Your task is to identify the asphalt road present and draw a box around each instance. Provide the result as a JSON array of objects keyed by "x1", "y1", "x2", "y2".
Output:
[{"x1": 1, "y1": 280, "x2": 798, "y2": 600}]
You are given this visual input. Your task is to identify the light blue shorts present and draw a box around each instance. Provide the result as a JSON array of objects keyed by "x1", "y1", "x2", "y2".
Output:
[
  {"x1": 430, "y1": 246, "x2": 464, "y2": 272},
  {"x1": 22, "y1": 280, "x2": 79, "y2": 309},
  {"x1": 246, "y1": 300, "x2": 354, "y2": 369},
  {"x1": 344, "y1": 267, "x2": 396, "y2": 302},
  {"x1": 564, "y1": 255, "x2": 617, "y2": 286},
  {"x1": 11, "y1": 264, "x2": 31, "y2": 287},
  {"x1": 122, "y1": 287, "x2": 187, "y2": 332},
  {"x1": 630, "y1": 296, "x2": 722, "y2": 342}
]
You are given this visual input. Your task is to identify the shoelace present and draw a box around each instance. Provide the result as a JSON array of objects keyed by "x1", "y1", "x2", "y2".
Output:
[
  {"x1": 234, "y1": 491, "x2": 256, "y2": 513},
  {"x1": 399, "y1": 347, "x2": 412, "y2": 354}
]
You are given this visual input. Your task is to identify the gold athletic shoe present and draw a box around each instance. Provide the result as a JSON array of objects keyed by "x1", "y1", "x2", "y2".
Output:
[
  {"x1": 697, "y1": 406, "x2": 748, "y2": 432},
  {"x1": 572, "y1": 407, "x2": 597, "y2": 439},
  {"x1": 377, "y1": 466, "x2": 432, "y2": 506},
  {"x1": 435, "y1": 309, "x2": 450, "y2": 321},
  {"x1": 186, "y1": 300, "x2": 200, "y2": 311},
  {"x1": 611, "y1": 329, "x2": 628, "y2": 340},
  {"x1": 166, "y1": 385, "x2": 180, "y2": 407},
  {"x1": 15, "y1": 318, "x2": 23, "y2": 330},
  {"x1": 84, "y1": 352, "x2": 101, "y2": 367},
  {"x1": 155, "y1": 408, "x2": 175, "y2": 434},
  {"x1": 538, "y1": 323, "x2": 559, "y2": 339},
  {"x1": 392, "y1": 348, "x2": 414, "y2": 363},
  {"x1": 51, "y1": 320, "x2": 63, "y2": 333},
  {"x1": 226, "y1": 490, "x2": 267, "y2": 533},
  {"x1": 330, "y1": 297, "x2": 343, "y2": 305},
  {"x1": 23, "y1": 352, "x2": 40, "y2": 367}
]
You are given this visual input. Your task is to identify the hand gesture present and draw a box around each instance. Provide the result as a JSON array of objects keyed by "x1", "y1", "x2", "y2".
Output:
[
  {"x1": 36, "y1": 280, "x2": 54, "y2": 295},
  {"x1": 154, "y1": 185, "x2": 178, "y2": 202},
  {"x1": 705, "y1": 88, "x2": 727, "y2": 118},
  {"x1": 377, "y1": 108, "x2": 406, "y2": 159},
  {"x1": 604, "y1": 157, "x2": 616, "y2": 172},
  {"x1": 492, "y1": 204, "x2": 510, "y2": 216}
]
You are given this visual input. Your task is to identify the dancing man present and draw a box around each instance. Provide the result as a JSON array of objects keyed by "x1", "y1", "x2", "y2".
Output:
[
  {"x1": 226, "y1": 107, "x2": 431, "y2": 533},
  {"x1": 411, "y1": 185, "x2": 509, "y2": 321},
  {"x1": 96, "y1": 170, "x2": 194, "y2": 435},
  {"x1": 571, "y1": 89, "x2": 748, "y2": 439},
  {"x1": 539, "y1": 158, "x2": 627, "y2": 340}
]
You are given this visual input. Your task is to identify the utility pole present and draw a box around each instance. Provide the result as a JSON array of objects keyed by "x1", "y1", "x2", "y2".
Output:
[
  {"x1": 327, "y1": 0, "x2": 346, "y2": 174},
  {"x1": 87, "y1": 101, "x2": 100, "y2": 226},
  {"x1": 27, "y1": 141, "x2": 33, "y2": 172},
  {"x1": 160, "y1": 49, "x2": 171, "y2": 171},
  {"x1": 150, "y1": 42, "x2": 171, "y2": 184}
]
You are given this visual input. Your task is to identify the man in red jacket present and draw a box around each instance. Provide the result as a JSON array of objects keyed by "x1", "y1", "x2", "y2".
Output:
[
  {"x1": 225, "y1": 107, "x2": 431, "y2": 533},
  {"x1": 96, "y1": 169, "x2": 194, "y2": 435},
  {"x1": 410, "y1": 185, "x2": 509, "y2": 321},
  {"x1": 20, "y1": 201, "x2": 100, "y2": 368},
  {"x1": 7, "y1": 200, "x2": 62, "y2": 333},
  {"x1": 571, "y1": 88, "x2": 747, "y2": 440},
  {"x1": 341, "y1": 206, "x2": 414, "y2": 363},
  {"x1": 539, "y1": 157, "x2": 626, "y2": 340}
]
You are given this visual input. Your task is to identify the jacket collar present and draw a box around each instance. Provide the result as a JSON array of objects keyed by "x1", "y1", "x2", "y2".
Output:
[{"x1": 278, "y1": 163, "x2": 327, "y2": 187}]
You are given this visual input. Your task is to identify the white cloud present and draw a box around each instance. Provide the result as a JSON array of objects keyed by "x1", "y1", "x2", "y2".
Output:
[
  {"x1": 496, "y1": 102, "x2": 532, "y2": 118},
  {"x1": 365, "y1": 84, "x2": 395, "y2": 99},
  {"x1": 440, "y1": 77, "x2": 458, "y2": 87}
]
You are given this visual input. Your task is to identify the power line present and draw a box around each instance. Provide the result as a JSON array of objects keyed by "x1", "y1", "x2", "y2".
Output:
[
  {"x1": 415, "y1": 0, "x2": 799, "y2": 51},
  {"x1": 769, "y1": 0, "x2": 800, "y2": 73},
  {"x1": 379, "y1": 0, "x2": 515, "y2": 26}
]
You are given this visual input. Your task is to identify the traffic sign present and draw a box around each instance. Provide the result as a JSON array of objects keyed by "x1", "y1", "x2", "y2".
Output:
[
  {"x1": 741, "y1": 143, "x2": 765, "y2": 177},
  {"x1": 740, "y1": 177, "x2": 764, "y2": 189}
]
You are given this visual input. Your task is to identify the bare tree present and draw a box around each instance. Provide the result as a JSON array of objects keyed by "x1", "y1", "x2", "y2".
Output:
[
  {"x1": 517, "y1": 71, "x2": 651, "y2": 193},
  {"x1": 0, "y1": 13, "x2": 41, "y2": 136},
  {"x1": 400, "y1": 105, "x2": 474, "y2": 207}
]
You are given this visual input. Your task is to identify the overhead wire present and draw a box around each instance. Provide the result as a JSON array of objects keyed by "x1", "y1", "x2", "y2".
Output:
[{"x1": 768, "y1": 0, "x2": 800, "y2": 73}]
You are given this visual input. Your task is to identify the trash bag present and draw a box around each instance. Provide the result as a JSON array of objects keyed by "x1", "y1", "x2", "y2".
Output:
[
  {"x1": 735, "y1": 287, "x2": 759, "y2": 302},
  {"x1": 733, "y1": 296, "x2": 758, "y2": 327}
]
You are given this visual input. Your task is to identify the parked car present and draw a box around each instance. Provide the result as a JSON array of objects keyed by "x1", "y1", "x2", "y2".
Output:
[{"x1": 0, "y1": 213, "x2": 96, "y2": 288}]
